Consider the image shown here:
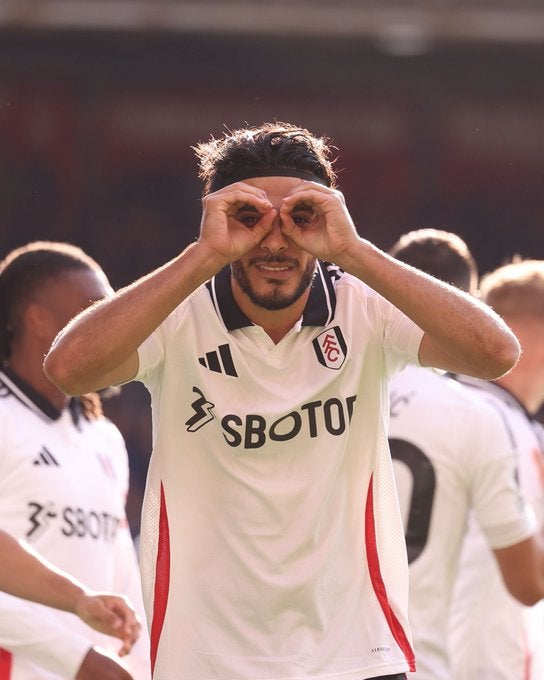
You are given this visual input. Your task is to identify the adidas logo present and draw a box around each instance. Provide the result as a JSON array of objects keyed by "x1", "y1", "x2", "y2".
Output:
[
  {"x1": 33, "y1": 446, "x2": 59, "y2": 467},
  {"x1": 198, "y1": 344, "x2": 238, "y2": 377}
]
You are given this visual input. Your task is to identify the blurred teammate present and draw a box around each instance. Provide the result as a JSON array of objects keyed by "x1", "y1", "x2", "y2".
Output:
[
  {"x1": 0, "y1": 529, "x2": 140, "y2": 656},
  {"x1": 449, "y1": 258, "x2": 544, "y2": 680},
  {"x1": 45, "y1": 123, "x2": 518, "y2": 680},
  {"x1": 0, "y1": 242, "x2": 151, "y2": 679},
  {"x1": 389, "y1": 229, "x2": 544, "y2": 680}
]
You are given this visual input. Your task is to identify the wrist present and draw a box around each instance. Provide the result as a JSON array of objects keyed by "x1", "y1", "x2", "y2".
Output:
[
  {"x1": 187, "y1": 241, "x2": 230, "y2": 280},
  {"x1": 332, "y1": 237, "x2": 370, "y2": 273},
  {"x1": 67, "y1": 583, "x2": 91, "y2": 615}
]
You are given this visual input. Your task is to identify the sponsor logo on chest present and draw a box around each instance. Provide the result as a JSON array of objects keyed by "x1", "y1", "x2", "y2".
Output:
[
  {"x1": 185, "y1": 387, "x2": 357, "y2": 450},
  {"x1": 26, "y1": 501, "x2": 122, "y2": 542}
]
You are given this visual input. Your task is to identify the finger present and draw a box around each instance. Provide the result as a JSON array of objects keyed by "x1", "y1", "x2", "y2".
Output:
[
  {"x1": 244, "y1": 207, "x2": 277, "y2": 243},
  {"x1": 96, "y1": 600, "x2": 124, "y2": 631},
  {"x1": 94, "y1": 597, "x2": 137, "y2": 642},
  {"x1": 279, "y1": 213, "x2": 311, "y2": 245},
  {"x1": 108, "y1": 598, "x2": 140, "y2": 631},
  {"x1": 115, "y1": 620, "x2": 139, "y2": 656},
  {"x1": 278, "y1": 210, "x2": 297, "y2": 237},
  {"x1": 117, "y1": 635, "x2": 133, "y2": 657},
  {"x1": 284, "y1": 181, "x2": 340, "y2": 197},
  {"x1": 109, "y1": 613, "x2": 138, "y2": 655},
  {"x1": 207, "y1": 185, "x2": 273, "y2": 211},
  {"x1": 218, "y1": 196, "x2": 274, "y2": 222},
  {"x1": 211, "y1": 180, "x2": 271, "y2": 200},
  {"x1": 279, "y1": 202, "x2": 322, "y2": 237},
  {"x1": 119, "y1": 617, "x2": 141, "y2": 656},
  {"x1": 280, "y1": 187, "x2": 343, "y2": 214}
]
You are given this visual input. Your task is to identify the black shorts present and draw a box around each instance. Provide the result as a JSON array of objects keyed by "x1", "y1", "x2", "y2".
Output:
[{"x1": 367, "y1": 675, "x2": 407, "y2": 680}]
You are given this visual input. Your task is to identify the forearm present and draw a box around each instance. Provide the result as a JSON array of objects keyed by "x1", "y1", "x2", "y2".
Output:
[
  {"x1": 45, "y1": 241, "x2": 224, "y2": 394},
  {"x1": 335, "y1": 238, "x2": 519, "y2": 377},
  {"x1": 0, "y1": 532, "x2": 87, "y2": 612}
]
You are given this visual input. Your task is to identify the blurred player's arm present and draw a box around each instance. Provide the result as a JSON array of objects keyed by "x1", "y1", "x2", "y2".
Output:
[
  {"x1": 467, "y1": 403, "x2": 544, "y2": 608},
  {"x1": 0, "y1": 589, "x2": 136, "y2": 679},
  {"x1": 0, "y1": 530, "x2": 140, "y2": 656},
  {"x1": 76, "y1": 647, "x2": 135, "y2": 680},
  {"x1": 494, "y1": 534, "x2": 544, "y2": 606},
  {"x1": 338, "y1": 244, "x2": 519, "y2": 379}
]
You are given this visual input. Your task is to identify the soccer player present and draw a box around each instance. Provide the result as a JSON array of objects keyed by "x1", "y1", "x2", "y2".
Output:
[
  {"x1": 449, "y1": 258, "x2": 544, "y2": 680},
  {"x1": 45, "y1": 122, "x2": 519, "y2": 680},
  {"x1": 389, "y1": 229, "x2": 544, "y2": 680},
  {"x1": 0, "y1": 242, "x2": 151, "y2": 680},
  {"x1": 0, "y1": 529, "x2": 140, "y2": 657}
]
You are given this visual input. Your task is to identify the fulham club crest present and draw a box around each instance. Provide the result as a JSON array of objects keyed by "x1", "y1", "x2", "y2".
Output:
[{"x1": 313, "y1": 326, "x2": 347, "y2": 370}]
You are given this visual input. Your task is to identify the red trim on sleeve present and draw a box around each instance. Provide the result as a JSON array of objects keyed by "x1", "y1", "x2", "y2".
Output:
[
  {"x1": 0, "y1": 649, "x2": 12, "y2": 679},
  {"x1": 365, "y1": 474, "x2": 416, "y2": 672},
  {"x1": 150, "y1": 482, "x2": 171, "y2": 676}
]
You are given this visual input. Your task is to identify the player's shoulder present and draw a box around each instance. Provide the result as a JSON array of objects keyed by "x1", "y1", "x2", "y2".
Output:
[
  {"x1": 443, "y1": 377, "x2": 521, "y2": 451},
  {"x1": 334, "y1": 267, "x2": 376, "y2": 298},
  {"x1": 336, "y1": 268, "x2": 405, "y2": 328},
  {"x1": 81, "y1": 411, "x2": 126, "y2": 446},
  {"x1": 452, "y1": 374, "x2": 513, "y2": 410},
  {"x1": 0, "y1": 372, "x2": 16, "y2": 406},
  {"x1": 315, "y1": 263, "x2": 379, "y2": 322},
  {"x1": 0, "y1": 373, "x2": 31, "y2": 425},
  {"x1": 0, "y1": 391, "x2": 15, "y2": 436},
  {"x1": 450, "y1": 374, "x2": 530, "y2": 427},
  {"x1": 392, "y1": 365, "x2": 465, "y2": 401},
  {"x1": 392, "y1": 366, "x2": 506, "y2": 423}
]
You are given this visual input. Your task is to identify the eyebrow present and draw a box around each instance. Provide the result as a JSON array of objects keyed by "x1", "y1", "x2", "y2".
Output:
[
  {"x1": 291, "y1": 201, "x2": 313, "y2": 211},
  {"x1": 235, "y1": 204, "x2": 261, "y2": 214}
]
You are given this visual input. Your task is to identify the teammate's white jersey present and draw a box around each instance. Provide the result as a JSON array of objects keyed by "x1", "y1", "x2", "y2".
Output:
[
  {"x1": 448, "y1": 375, "x2": 544, "y2": 680},
  {"x1": 389, "y1": 366, "x2": 535, "y2": 680},
  {"x1": 136, "y1": 262, "x2": 424, "y2": 680},
  {"x1": 0, "y1": 368, "x2": 151, "y2": 680}
]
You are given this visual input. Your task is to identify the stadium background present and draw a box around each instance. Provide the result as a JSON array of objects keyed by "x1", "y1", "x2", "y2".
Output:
[{"x1": 2, "y1": 0, "x2": 543, "y2": 535}]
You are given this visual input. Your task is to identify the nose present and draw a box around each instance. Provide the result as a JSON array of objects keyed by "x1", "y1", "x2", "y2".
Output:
[{"x1": 260, "y1": 217, "x2": 288, "y2": 253}]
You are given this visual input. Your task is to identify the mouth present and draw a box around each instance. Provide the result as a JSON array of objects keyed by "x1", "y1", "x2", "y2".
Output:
[
  {"x1": 253, "y1": 260, "x2": 297, "y2": 281},
  {"x1": 248, "y1": 255, "x2": 299, "y2": 280},
  {"x1": 256, "y1": 263, "x2": 292, "y2": 272}
]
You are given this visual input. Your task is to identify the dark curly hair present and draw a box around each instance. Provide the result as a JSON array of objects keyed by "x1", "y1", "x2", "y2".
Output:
[
  {"x1": 0, "y1": 241, "x2": 105, "y2": 420},
  {"x1": 193, "y1": 122, "x2": 338, "y2": 195}
]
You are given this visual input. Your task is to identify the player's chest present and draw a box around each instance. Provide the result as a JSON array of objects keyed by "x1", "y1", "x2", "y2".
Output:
[{"x1": 1, "y1": 414, "x2": 120, "y2": 497}]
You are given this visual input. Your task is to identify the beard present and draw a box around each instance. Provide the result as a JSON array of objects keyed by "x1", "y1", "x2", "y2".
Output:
[{"x1": 231, "y1": 256, "x2": 317, "y2": 311}]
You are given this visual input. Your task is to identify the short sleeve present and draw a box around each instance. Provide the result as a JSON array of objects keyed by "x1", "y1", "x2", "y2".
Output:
[
  {"x1": 380, "y1": 299, "x2": 424, "y2": 376},
  {"x1": 136, "y1": 301, "x2": 190, "y2": 386},
  {"x1": 0, "y1": 592, "x2": 92, "y2": 678},
  {"x1": 467, "y1": 399, "x2": 536, "y2": 549}
]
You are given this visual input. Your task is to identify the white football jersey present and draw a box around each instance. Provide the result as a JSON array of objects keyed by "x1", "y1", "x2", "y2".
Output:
[
  {"x1": 448, "y1": 375, "x2": 544, "y2": 680},
  {"x1": 389, "y1": 366, "x2": 535, "y2": 680},
  {"x1": 136, "y1": 262, "x2": 424, "y2": 680},
  {"x1": 0, "y1": 368, "x2": 151, "y2": 680}
]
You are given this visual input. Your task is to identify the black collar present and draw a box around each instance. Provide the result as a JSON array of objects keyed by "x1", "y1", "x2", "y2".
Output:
[
  {"x1": 205, "y1": 260, "x2": 341, "y2": 331},
  {"x1": 0, "y1": 366, "x2": 81, "y2": 425}
]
